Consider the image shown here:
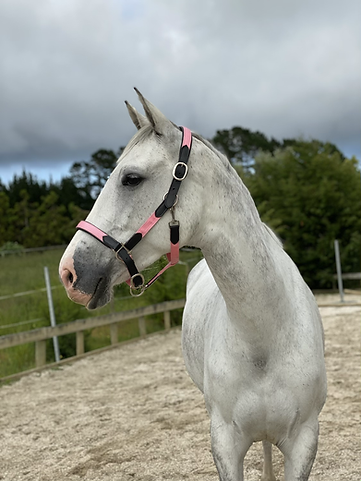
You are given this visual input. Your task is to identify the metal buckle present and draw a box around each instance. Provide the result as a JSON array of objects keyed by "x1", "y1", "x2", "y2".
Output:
[
  {"x1": 129, "y1": 273, "x2": 145, "y2": 297},
  {"x1": 172, "y1": 162, "x2": 188, "y2": 181},
  {"x1": 114, "y1": 243, "x2": 131, "y2": 260}
]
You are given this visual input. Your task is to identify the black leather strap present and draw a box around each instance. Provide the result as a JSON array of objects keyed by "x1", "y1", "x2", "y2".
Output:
[
  {"x1": 169, "y1": 222, "x2": 180, "y2": 245},
  {"x1": 115, "y1": 247, "x2": 143, "y2": 287},
  {"x1": 154, "y1": 128, "x2": 192, "y2": 218}
]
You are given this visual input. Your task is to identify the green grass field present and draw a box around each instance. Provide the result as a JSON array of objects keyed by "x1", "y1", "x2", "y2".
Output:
[{"x1": 0, "y1": 247, "x2": 203, "y2": 378}]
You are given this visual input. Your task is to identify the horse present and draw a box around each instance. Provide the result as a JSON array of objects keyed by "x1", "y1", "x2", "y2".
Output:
[{"x1": 59, "y1": 89, "x2": 327, "y2": 481}]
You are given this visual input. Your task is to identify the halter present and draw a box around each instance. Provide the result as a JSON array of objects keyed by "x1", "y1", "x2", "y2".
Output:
[{"x1": 76, "y1": 127, "x2": 193, "y2": 297}]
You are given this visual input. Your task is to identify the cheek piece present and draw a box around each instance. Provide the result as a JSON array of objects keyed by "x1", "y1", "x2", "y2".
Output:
[{"x1": 76, "y1": 126, "x2": 193, "y2": 297}]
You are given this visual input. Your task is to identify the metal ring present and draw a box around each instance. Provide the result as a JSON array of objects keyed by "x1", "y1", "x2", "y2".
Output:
[
  {"x1": 172, "y1": 162, "x2": 188, "y2": 181},
  {"x1": 130, "y1": 273, "x2": 145, "y2": 290},
  {"x1": 129, "y1": 284, "x2": 146, "y2": 297},
  {"x1": 129, "y1": 273, "x2": 145, "y2": 297},
  {"x1": 163, "y1": 192, "x2": 178, "y2": 207}
]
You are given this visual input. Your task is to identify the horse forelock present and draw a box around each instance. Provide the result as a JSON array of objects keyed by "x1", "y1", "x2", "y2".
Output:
[
  {"x1": 117, "y1": 124, "x2": 154, "y2": 164},
  {"x1": 118, "y1": 124, "x2": 231, "y2": 169}
]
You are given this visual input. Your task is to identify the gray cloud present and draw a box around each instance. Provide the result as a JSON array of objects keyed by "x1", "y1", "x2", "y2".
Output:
[{"x1": 0, "y1": 0, "x2": 360, "y2": 183}]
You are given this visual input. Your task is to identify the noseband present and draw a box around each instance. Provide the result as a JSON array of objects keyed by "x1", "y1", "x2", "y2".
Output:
[{"x1": 76, "y1": 127, "x2": 192, "y2": 296}]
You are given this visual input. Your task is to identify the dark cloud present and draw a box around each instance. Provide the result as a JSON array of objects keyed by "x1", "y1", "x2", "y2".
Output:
[{"x1": 0, "y1": 0, "x2": 360, "y2": 183}]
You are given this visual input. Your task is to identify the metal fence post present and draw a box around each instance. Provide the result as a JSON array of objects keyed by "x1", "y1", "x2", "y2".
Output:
[
  {"x1": 44, "y1": 266, "x2": 60, "y2": 362},
  {"x1": 334, "y1": 240, "x2": 344, "y2": 303}
]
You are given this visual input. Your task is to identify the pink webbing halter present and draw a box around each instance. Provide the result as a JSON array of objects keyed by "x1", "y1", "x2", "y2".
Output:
[{"x1": 76, "y1": 127, "x2": 192, "y2": 296}]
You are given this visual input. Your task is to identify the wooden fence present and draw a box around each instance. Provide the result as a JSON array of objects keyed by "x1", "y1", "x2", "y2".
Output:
[{"x1": 0, "y1": 299, "x2": 185, "y2": 377}]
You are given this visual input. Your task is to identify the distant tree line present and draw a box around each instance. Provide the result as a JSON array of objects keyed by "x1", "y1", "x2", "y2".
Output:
[{"x1": 0, "y1": 127, "x2": 360, "y2": 289}]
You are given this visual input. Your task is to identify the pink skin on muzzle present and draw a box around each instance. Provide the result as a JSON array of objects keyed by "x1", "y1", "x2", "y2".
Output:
[{"x1": 59, "y1": 254, "x2": 92, "y2": 306}]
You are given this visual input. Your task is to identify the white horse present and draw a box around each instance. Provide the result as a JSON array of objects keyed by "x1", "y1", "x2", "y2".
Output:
[{"x1": 59, "y1": 90, "x2": 327, "y2": 481}]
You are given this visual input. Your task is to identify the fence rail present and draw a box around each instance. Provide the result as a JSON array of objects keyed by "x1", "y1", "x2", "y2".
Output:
[
  {"x1": 0, "y1": 299, "x2": 185, "y2": 374},
  {"x1": 332, "y1": 272, "x2": 361, "y2": 280}
]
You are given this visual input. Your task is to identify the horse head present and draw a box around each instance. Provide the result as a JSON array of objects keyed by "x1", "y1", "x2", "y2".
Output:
[{"x1": 59, "y1": 90, "x2": 205, "y2": 309}]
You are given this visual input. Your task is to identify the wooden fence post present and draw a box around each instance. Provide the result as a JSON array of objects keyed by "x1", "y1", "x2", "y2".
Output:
[
  {"x1": 76, "y1": 331, "x2": 84, "y2": 356},
  {"x1": 35, "y1": 340, "x2": 46, "y2": 367},
  {"x1": 110, "y1": 323, "x2": 118, "y2": 345},
  {"x1": 164, "y1": 311, "x2": 171, "y2": 330},
  {"x1": 138, "y1": 317, "x2": 146, "y2": 337}
]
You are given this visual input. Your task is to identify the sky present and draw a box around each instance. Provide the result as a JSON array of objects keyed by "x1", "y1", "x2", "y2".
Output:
[{"x1": 1, "y1": 0, "x2": 360, "y2": 185}]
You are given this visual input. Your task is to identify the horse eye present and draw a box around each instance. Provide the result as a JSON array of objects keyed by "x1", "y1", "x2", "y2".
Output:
[{"x1": 122, "y1": 174, "x2": 143, "y2": 187}]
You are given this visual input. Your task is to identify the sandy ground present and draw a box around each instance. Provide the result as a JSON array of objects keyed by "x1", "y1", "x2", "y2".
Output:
[{"x1": 0, "y1": 293, "x2": 360, "y2": 481}]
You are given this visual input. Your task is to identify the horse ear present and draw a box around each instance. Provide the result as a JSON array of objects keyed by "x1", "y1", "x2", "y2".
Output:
[
  {"x1": 134, "y1": 87, "x2": 173, "y2": 135},
  {"x1": 125, "y1": 101, "x2": 149, "y2": 130}
]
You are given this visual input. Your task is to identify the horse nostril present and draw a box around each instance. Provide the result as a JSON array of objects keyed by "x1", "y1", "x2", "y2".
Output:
[{"x1": 60, "y1": 265, "x2": 76, "y2": 289}]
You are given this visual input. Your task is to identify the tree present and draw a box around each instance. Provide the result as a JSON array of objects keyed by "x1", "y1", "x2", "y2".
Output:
[
  {"x1": 212, "y1": 126, "x2": 281, "y2": 170},
  {"x1": 0, "y1": 192, "x2": 13, "y2": 245},
  {"x1": 19, "y1": 191, "x2": 81, "y2": 247},
  {"x1": 245, "y1": 140, "x2": 361, "y2": 288},
  {"x1": 52, "y1": 176, "x2": 93, "y2": 212},
  {"x1": 70, "y1": 148, "x2": 123, "y2": 199},
  {"x1": 5, "y1": 170, "x2": 49, "y2": 207}
]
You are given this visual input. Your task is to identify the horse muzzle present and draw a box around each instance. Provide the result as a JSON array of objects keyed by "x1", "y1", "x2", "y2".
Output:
[{"x1": 59, "y1": 244, "x2": 116, "y2": 309}]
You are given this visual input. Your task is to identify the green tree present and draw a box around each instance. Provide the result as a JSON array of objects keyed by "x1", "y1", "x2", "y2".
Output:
[
  {"x1": 9, "y1": 189, "x2": 32, "y2": 245},
  {"x1": 212, "y1": 126, "x2": 281, "y2": 170},
  {"x1": 0, "y1": 192, "x2": 13, "y2": 245},
  {"x1": 7, "y1": 191, "x2": 82, "y2": 247},
  {"x1": 5, "y1": 170, "x2": 49, "y2": 207},
  {"x1": 52, "y1": 176, "x2": 93, "y2": 212},
  {"x1": 245, "y1": 140, "x2": 361, "y2": 288},
  {"x1": 70, "y1": 148, "x2": 123, "y2": 199},
  {"x1": 24, "y1": 191, "x2": 79, "y2": 247}
]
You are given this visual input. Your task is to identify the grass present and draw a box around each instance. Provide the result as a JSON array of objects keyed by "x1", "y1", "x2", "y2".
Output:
[{"x1": 0, "y1": 246, "x2": 202, "y2": 378}]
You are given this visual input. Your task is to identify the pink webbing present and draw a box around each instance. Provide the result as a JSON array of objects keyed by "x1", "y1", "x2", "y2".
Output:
[
  {"x1": 169, "y1": 241, "x2": 180, "y2": 265},
  {"x1": 136, "y1": 212, "x2": 160, "y2": 238},
  {"x1": 128, "y1": 241, "x2": 180, "y2": 290},
  {"x1": 182, "y1": 127, "x2": 192, "y2": 148},
  {"x1": 77, "y1": 221, "x2": 105, "y2": 242},
  {"x1": 145, "y1": 255, "x2": 174, "y2": 288}
]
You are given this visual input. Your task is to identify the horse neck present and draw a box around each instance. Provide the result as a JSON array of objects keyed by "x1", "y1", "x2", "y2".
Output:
[{"x1": 193, "y1": 146, "x2": 285, "y2": 325}]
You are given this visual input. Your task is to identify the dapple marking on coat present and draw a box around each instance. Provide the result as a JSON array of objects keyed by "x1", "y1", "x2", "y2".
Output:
[{"x1": 59, "y1": 90, "x2": 327, "y2": 481}]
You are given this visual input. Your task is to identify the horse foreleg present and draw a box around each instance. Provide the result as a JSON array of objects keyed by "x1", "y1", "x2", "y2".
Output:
[
  {"x1": 280, "y1": 419, "x2": 319, "y2": 481},
  {"x1": 210, "y1": 417, "x2": 252, "y2": 481},
  {"x1": 261, "y1": 441, "x2": 276, "y2": 481}
]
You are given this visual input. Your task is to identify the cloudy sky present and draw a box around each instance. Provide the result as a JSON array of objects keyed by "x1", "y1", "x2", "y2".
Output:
[{"x1": 1, "y1": 0, "x2": 360, "y2": 185}]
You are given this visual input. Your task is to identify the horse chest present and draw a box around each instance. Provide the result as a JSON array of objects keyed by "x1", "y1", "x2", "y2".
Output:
[{"x1": 203, "y1": 342, "x2": 302, "y2": 441}]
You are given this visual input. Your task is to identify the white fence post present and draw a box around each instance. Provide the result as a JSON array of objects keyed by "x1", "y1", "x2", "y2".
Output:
[{"x1": 44, "y1": 266, "x2": 61, "y2": 362}]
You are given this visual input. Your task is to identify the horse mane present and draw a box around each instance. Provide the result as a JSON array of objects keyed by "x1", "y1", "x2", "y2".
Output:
[
  {"x1": 193, "y1": 132, "x2": 283, "y2": 248},
  {"x1": 118, "y1": 124, "x2": 231, "y2": 168},
  {"x1": 192, "y1": 132, "x2": 232, "y2": 170}
]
